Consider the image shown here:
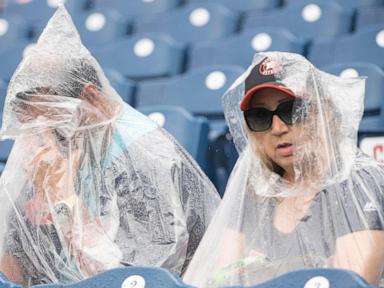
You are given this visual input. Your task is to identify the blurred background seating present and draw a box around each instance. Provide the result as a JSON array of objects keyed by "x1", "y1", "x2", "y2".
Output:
[
  {"x1": 140, "y1": 105, "x2": 210, "y2": 172},
  {"x1": 189, "y1": 27, "x2": 305, "y2": 69},
  {"x1": 0, "y1": 266, "x2": 375, "y2": 288},
  {"x1": 242, "y1": 1, "x2": 353, "y2": 41},
  {"x1": 92, "y1": 33, "x2": 186, "y2": 80},
  {"x1": 134, "y1": 3, "x2": 239, "y2": 45}
]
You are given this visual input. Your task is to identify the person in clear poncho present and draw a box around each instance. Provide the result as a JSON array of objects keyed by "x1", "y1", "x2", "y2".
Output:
[
  {"x1": 0, "y1": 6, "x2": 220, "y2": 286},
  {"x1": 183, "y1": 52, "x2": 384, "y2": 287}
]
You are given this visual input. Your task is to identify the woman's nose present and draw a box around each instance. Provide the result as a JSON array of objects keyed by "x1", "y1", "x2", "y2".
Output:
[{"x1": 270, "y1": 115, "x2": 289, "y2": 135}]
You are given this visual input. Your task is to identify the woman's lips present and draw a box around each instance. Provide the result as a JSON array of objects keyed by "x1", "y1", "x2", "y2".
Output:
[{"x1": 276, "y1": 143, "x2": 294, "y2": 156}]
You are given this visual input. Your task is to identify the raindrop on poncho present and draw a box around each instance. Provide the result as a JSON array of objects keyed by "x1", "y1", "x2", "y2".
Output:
[
  {"x1": 0, "y1": 6, "x2": 220, "y2": 286},
  {"x1": 183, "y1": 52, "x2": 384, "y2": 287}
]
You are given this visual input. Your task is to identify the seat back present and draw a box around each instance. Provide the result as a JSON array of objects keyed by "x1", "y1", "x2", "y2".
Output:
[
  {"x1": 322, "y1": 62, "x2": 384, "y2": 116},
  {"x1": 71, "y1": 8, "x2": 131, "y2": 47},
  {"x1": 93, "y1": 0, "x2": 181, "y2": 17},
  {"x1": 355, "y1": 6, "x2": 384, "y2": 31},
  {"x1": 104, "y1": 69, "x2": 135, "y2": 105},
  {"x1": 140, "y1": 105, "x2": 210, "y2": 170},
  {"x1": 137, "y1": 65, "x2": 244, "y2": 116},
  {"x1": 309, "y1": 26, "x2": 384, "y2": 67},
  {"x1": 93, "y1": 33, "x2": 186, "y2": 80},
  {"x1": 243, "y1": 1, "x2": 352, "y2": 40},
  {"x1": 0, "y1": 14, "x2": 31, "y2": 43},
  {"x1": 135, "y1": 3, "x2": 238, "y2": 44},
  {"x1": 187, "y1": 0, "x2": 281, "y2": 12},
  {"x1": 189, "y1": 27, "x2": 306, "y2": 69}
]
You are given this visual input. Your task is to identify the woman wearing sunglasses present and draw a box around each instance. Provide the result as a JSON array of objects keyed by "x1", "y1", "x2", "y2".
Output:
[{"x1": 183, "y1": 52, "x2": 384, "y2": 287}]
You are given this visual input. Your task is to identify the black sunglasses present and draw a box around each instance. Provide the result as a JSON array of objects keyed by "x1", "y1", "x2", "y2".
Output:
[{"x1": 244, "y1": 99, "x2": 305, "y2": 132}]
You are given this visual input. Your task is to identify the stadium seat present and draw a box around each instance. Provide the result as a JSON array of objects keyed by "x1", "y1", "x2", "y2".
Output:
[
  {"x1": 0, "y1": 40, "x2": 33, "y2": 81},
  {"x1": 0, "y1": 14, "x2": 31, "y2": 44},
  {"x1": 0, "y1": 266, "x2": 373, "y2": 288},
  {"x1": 309, "y1": 25, "x2": 384, "y2": 67},
  {"x1": 355, "y1": 6, "x2": 384, "y2": 31},
  {"x1": 0, "y1": 267, "x2": 189, "y2": 288},
  {"x1": 189, "y1": 27, "x2": 306, "y2": 69},
  {"x1": 140, "y1": 105, "x2": 210, "y2": 171},
  {"x1": 92, "y1": 33, "x2": 186, "y2": 80},
  {"x1": 243, "y1": 1, "x2": 352, "y2": 41},
  {"x1": 285, "y1": 0, "x2": 384, "y2": 9},
  {"x1": 187, "y1": 0, "x2": 281, "y2": 13},
  {"x1": 134, "y1": 3, "x2": 239, "y2": 44},
  {"x1": 322, "y1": 62, "x2": 384, "y2": 117},
  {"x1": 104, "y1": 69, "x2": 135, "y2": 105},
  {"x1": 333, "y1": 0, "x2": 383, "y2": 9},
  {"x1": 3, "y1": 0, "x2": 90, "y2": 23},
  {"x1": 4, "y1": 0, "x2": 91, "y2": 39},
  {"x1": 137, "y1": 65, "x2": 243, "y2": 116},
  {"x1": 3, "y1": 0, "x2": 56, "y2": 24},
  {"x1": 92, "y1": 0, "x2": 181, "y2": 17},
  {"x1": 69, "y1": 8, "x2": 131, "y2": 47},
  {"x1": 137, "y1": 65, "x2": 243, "y2": 193},
  {"x1": 0, "y1": 113, "x2": 14, "y2": 163}
]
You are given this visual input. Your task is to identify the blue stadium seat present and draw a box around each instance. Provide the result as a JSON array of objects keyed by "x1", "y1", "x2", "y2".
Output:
[
  {"x1": 137, "y1": 65, "x2": 243, "y2": 116},
  {"x1": 70, "y1": 8, "x2": 131, "y2": 47},
  {"x1": 140, "y1": 105, "x2": 210, "y2": 171},
  {"x1": 243, "y1": 1, "x2": 352, "y2": 41},
  {"x1": 285, "y1": 0, "x2": 384, "y2": 9},
  {"x1": 0, "y1": 14, "x2": 31, "y2": 44},
  {"x1": 3, "y1": 0, "x2": 90, "y2": 23},
  {"x1": 134, "y1": 3, "x2": 239, "y2": 44},
  {"x1": 322, "y1": 62, "x2": 384, "y2": 117},
  {"x1": 3, "y1": 1, "x2": 56, "y2": 24},
  {"x1": 0, "y1": 78, "x2": 6, "y2": 112},
  {"x1": 187, "y1": 0, "x2": 281, "y2": 13},
  {"x1": 0, "y1": 40, "x2": 33, "y2": 81},
  {"x1": 333, "y1": 0, "x2": 384, "y2": 9},
  {"x1": 93, "y1": 0, "x2": 181, "y2": 17},
  {"x1": 355, "y1": 6, "x2": 384, "y2": 30},
  {"x1": 137, "y1": 65, "x2": 243, "y2": 193},
  {"x1": 309, "y1": 25, "x2": 384, "y2": 67},
  {"x1": 0, "y1": 267, "x2": 373, "y2": 288},
  {"x1": 92, "y1": 33, "x2": 186, "y2": 80},
  {"x1": 189, "y1": 27, "x2": 306, "y2": 69},
  {"x1": 4, "y1": 0, "x2": 91, "y2": 39},
  {"x1": 104, "y1": 69, "x2": 135, "y2": 105},
  {"x1": 0, "y1": 113, "x2": 14, "y2": 163},
  {"x1": 0, "y1": 267, "x2": 190, "y2": 288}
]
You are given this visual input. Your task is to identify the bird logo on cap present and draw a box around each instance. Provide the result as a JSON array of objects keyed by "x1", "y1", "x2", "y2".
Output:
[{"x1": 259, "y1": 57, "x2": 283, "y2": 76}]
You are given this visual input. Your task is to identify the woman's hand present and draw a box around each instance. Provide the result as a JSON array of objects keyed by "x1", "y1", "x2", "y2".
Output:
[{"x1": 26, "y1": 132, "x2": 81, "y2": 203}]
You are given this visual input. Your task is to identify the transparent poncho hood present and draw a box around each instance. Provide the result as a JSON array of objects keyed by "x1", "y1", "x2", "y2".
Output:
[
  {"x1": 184, "y1": 52, "x2": 384, "y2": 287},
  {"x1": 0, "y1": 6, "x2": 220, "y2": 286}
]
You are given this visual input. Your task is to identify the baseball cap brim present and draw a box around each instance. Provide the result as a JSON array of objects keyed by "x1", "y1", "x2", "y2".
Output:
[{"x1": 240, "y1": 83, "x2": 297, "y2": 111}]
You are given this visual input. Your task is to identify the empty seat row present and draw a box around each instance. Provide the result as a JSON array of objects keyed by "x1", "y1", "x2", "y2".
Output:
[
  {"x1": 2, "y1": 23, "x2": 381, "y2": 85},
  {"x1": 309, "y1": 25, "x2": 384, "y2": 68},
  {"x1": 0, "y1": 264, "x2": 375, "y2": 287},
  {"x1": 2, "y1": 0, "x2": 384, "y2": 49},
  {"x1": 2, "y1": 59, "x2": 384, "y2": 124}
]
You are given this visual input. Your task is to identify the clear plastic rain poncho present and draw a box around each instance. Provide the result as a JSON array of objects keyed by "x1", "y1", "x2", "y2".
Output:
[
  {"x1": 183, "y1": 52, "x2": 384, "y2": 287},
  {"x1": 0, "y1": 6, "x2": 220, "y2": 286}
]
